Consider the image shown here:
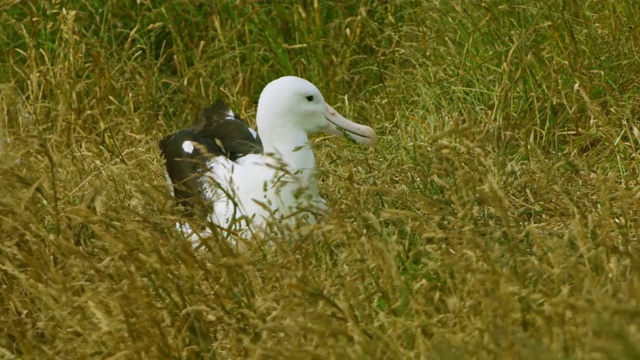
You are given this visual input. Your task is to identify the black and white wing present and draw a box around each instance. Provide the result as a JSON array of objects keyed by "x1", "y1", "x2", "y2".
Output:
[{"x1": 159, "y1": 101, "x2": 263, "y2": 216}]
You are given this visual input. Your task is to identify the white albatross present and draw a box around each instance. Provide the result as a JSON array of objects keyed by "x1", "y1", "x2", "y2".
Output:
[{"x1": 159, "y1": 76, "x2": 377, "y2": 243}]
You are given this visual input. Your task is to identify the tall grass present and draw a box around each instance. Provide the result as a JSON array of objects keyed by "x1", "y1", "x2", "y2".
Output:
[{"x1": 1, "y1": 0, "x2": 639, "y2": 358}]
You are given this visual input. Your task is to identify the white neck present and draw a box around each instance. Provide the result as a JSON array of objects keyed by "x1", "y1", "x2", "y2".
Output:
[
  {"x1": 258, "y1": 108, "x2": 317, "y2": 172},
  {"x1": 261, "y1": 128, "x2": 316, "y2": 176}
]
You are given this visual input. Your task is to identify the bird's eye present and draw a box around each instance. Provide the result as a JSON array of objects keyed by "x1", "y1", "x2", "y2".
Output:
[{"x1": 306, "y1": 95, "x2": 314, "y2": 102}]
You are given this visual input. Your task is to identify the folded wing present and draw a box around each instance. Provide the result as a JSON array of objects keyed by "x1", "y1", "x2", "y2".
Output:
[{"x1": 159, "y1": 101, "x2": 263, "y2": 217}]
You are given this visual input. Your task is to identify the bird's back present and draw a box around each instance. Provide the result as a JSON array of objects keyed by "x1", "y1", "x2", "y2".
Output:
[{"x1": 159, "y1": 101, "x2": 263, "y2": 218}]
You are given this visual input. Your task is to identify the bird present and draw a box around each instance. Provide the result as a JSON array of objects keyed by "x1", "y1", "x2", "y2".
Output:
[{"x1": 159, "y1": 76, "x2": 376, "y2": 243}]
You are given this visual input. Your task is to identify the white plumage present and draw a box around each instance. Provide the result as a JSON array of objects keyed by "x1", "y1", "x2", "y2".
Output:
[{"x1": 161, "y1": 76, "x2": 376, "y2": 244}]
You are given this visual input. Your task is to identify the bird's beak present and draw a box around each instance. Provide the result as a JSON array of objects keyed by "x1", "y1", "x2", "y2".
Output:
[{"x1": 323, "y1": 104, "x2": 377, "y2": 147}]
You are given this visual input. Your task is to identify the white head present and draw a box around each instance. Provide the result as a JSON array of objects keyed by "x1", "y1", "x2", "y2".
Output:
[{"x1": 256, "y1": 76, "x2": 377, "y2": 150}]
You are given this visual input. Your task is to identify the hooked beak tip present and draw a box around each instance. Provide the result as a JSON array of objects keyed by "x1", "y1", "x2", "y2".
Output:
[{"x1": 324, "y1": 104, "x2": 377, "y2": 147}]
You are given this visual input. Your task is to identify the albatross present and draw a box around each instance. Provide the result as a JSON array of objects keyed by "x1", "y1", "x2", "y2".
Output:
[{"x1": 159, "y1": 76, "x2": 376, "y2": 242}]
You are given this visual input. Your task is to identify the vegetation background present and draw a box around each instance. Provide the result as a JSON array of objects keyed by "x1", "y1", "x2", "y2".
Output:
[{"x1": 1, "y1": 0, "x2": 639, "y2": 358}]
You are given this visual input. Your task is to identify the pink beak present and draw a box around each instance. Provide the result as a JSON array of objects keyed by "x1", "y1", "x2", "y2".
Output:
[{"x1": 322, "y1": 104, "x2": 377, "y2": 147}]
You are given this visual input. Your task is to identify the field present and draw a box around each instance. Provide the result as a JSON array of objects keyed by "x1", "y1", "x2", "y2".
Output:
[{"x1": 1, "y1": 1, "x2": 640, "y2": 358}]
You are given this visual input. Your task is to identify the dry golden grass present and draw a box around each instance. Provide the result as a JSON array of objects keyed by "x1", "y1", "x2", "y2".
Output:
[{"x1": 1, "y1": 1, "x2": 640, "y2": 359}]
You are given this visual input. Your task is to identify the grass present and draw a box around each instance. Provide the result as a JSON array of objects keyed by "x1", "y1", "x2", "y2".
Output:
[{"x1": 1, "y1": 0, "x2": 639, "y2": 358}]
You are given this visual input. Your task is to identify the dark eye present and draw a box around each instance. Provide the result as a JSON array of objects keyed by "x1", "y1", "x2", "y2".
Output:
[{"x1": 306, "y1": 95, "x2": 314, "y2": 102}]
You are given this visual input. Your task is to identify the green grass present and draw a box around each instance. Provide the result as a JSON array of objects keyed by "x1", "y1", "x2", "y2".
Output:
[{"x1": 1, "y1": 0, "x2": 640, "y2": 358}]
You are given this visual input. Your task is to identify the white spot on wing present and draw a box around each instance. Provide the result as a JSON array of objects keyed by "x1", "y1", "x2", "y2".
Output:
[
  {"x1": 226, "y1": 109, "x2": 235, "y2": 120},
  {"x1": 182, "y1": 140, "x2": 194, "y2": 154},
  {"x1": 248, "y1": 128, "x2": 258, "y2": 139}
]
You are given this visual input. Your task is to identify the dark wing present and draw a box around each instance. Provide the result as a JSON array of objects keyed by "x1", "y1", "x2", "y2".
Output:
[
  {"x1": 195, "y1": 101, "x2": 263, "y2": 161},
  {"x1": 159, "y1": 100, "x2": 263, "y2": 217},
  {"x1": 159, "y1": 129, "x2": 220, "y2": 217}
]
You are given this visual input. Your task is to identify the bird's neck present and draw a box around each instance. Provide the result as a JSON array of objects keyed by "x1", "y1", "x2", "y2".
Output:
[
  {"x1": 260, "y1": 126, "x2": 316, "y2": 173},
  {"x1": 264, "y1": 141, "x2": 315, "y2": 176}
]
